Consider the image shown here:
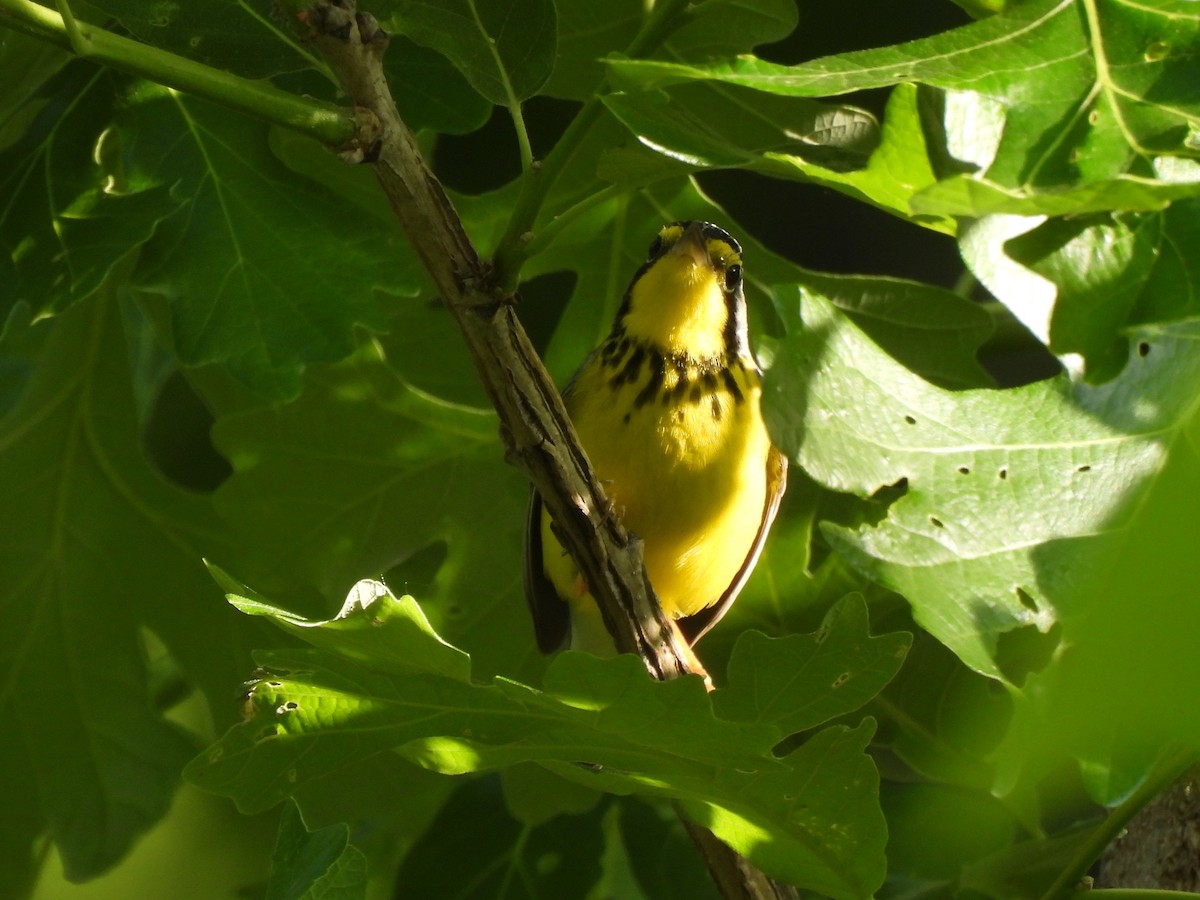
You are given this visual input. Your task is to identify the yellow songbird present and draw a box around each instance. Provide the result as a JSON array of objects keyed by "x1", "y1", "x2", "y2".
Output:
[{"x1": 523, "y1": 220, "x2": 787, "y2": 664}]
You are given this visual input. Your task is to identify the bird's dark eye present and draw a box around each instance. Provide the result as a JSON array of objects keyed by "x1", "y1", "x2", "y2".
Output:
[
  {"x1": 725, "y1": 264, "x2": 742, "y2": 292},
  {"x1": 647, "y1": 235, "x2": 665, "y2": 259}
]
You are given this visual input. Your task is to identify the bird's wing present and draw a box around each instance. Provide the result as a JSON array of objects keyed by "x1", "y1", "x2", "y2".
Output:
[
  {"x1": 678, "y1": 445, "x2": 788, "y2": 646},
  {"x1": 523, "y1": 490, "x2": 572, "y2": 654}
]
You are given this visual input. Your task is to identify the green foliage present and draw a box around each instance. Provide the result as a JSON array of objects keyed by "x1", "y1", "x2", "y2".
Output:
[
  {"x1": 267, "y1": 802, "x2": 368, "y2": 900},
  {"x1": 188, "y1": 581, "x2": 901, "y2": 896},
  {"x1": 3, "y1": 0, "x2": 1200, "y2": 898}
]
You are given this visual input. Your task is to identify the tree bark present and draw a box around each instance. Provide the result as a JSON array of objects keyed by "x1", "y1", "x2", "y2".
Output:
[{"x1": 1097, "y1": 767, "x2": 1200, "y2": 891}]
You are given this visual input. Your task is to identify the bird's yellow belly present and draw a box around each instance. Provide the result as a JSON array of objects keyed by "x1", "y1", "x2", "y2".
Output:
[{"x1": 543, "y1": 362, "x2": 771, "y2": 620}]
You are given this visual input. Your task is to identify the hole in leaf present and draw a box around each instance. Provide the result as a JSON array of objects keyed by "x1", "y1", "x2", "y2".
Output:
[
  {"x1": 142, "y1": 370, "x2": 232, "y2": 492},
  {"x1": 957, "y1": 465, "x2": 970, "y2": 475},
  {"x1": 1076, "y1": 464, "x2": 1091, "y2": 473},
  {"x1": 1015, "y1": 588, "x2": 1039, "y2": 613},
  {"x1": 1137, "y1": 341, "x2": 1151, "y2": 357},
  {"x1": 996, "y1": 622, "x2": 1061, "y2": 686},
  {"x1": 929, "y1": 516, "x2": 944, "y2": 528},
  {"x1": 998, "y1": 467, "x2": 1008, "y2": 480},
  {"x1": 519, "y1": 270, "x2": 577, "y2": 356},
  {"x1": 1144, "y1": 40, "x2": 1170, "y2": 62},
  {"x1": 384, "y1": 540, "x2": 449, "y2": 597},
  {"x1": 903, "y1": 415, "x2": 917, "y2": 425}
]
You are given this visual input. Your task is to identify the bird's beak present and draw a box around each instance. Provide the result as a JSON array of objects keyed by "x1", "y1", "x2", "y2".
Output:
[{"x1": 667, "y1": 221, "x2": 712, "y2": 269}]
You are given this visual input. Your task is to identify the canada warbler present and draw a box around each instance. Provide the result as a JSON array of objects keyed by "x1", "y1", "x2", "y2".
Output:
[{"x1": 523, "y1": 220, "x2": 787, "y2": 663}]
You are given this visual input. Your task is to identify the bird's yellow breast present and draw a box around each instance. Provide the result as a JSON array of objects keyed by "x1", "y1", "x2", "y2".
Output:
[{"x1": 541, "y1": 344, "x2": 771, "y2": 621}]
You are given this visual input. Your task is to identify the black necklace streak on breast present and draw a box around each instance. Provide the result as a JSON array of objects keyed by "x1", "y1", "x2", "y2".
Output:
[{"x1": 600, "y1": 336, "x2": 751, "y2": 425}]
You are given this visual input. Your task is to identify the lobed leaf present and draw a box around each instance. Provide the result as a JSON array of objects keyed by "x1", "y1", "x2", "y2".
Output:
[
  {"x1": 764, "y1": 287, "x2": 1200, "y2": 680},
  {"x1": 715, "y1": 594, "x2": 911, "y2": 735},
  {"x1": 0, "y1": 66, "x2": 180, "y2": 320},
  {"x1": 119, "y1": 84, "x2": 419, "y2": 399},
  {"x1": 85, "y1": 0, "x2": 316, "y2": 79},
  {"x1": 395, "y1": 777, "x2": 604, "y2": 899},
  {"x1": 188, "y1": 580, "x2": 905, "y2": 897},
  {"x1": 266, "y1": 801, "x2": 367, "y2": 900},
  {"x1": 0, "y1": 285, "x2": 252, "y2": 880},
  {"x1": 1006, "y1": 201, "x2": 1200, "y2": 381},
  {"x1": 608, "y1": 0, "x2": 1200, "y2": 204},
  {"x1": 209, "y1": 341, "x2": 534, "y2": 680},
  {"x1": 382, "y1": 0, "x2": 557, "y2": 104}
]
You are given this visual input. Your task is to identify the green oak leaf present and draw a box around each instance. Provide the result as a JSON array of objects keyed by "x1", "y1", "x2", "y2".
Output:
[
  {"x1": 789, "y1": 265, "x2": 996, "y2": 389},
  {"x1": 542, "y1": 0, "x2": 642, "y2": 100},
  {"x1": 118, "y1": 83, "x2": 418, "y2": 399},
  {"x1": 869, "y1": 631, "x2": 1009, "y2": 792},
  {"x1": 395, "y1": 777, "x2": 604, "y2": 899},
  {"x1": 0, "y1": 66, "x2": 180, "y2": 321},
  {"x1": 1005, "y1": 202, "x2": 1200, "y2": 381},
  {"x1": 0, "y1": 282, "x2": 256, "y2": 880},
  {"x1": 215, "y1": 569, "x2": 471, "y2": 682},
  {"x1": 882, "y1": 780, "x2": 1018, "y2": 892},
  {"x1": 84, "y1": 0, "x2": 313, "y2": 79},
  {"x1": 266, "y1": 801, "x2": 367, "y2": 900},
  {"x1": 382, "y1": 0, "x2": 557, "y2": 104},
  {"x1": 603, "y1": 83, "x2": 878, "y2": 193},
  {"x1": 384, "y1": 35, "x2": 492, "y2": 134},
  {"x1": 714, "y1": 594, "x2": 911, "y2": 735},
  {"x1": 761, "y1": 84, "x2": 953, "y2": 233},
  {"x1": 189, "y1": 581, "x2": 899, "y2": 897},
  {"x1": 663, "y1": 0, "x2": 797, "y2": 61},
  {"x1": 607, "y1": 0, "x2": 1200, "y2": 199},
  {"x1": 209, "y1": 339, "x2": 535, "y2": 681},
  {"x1": 0, "y1": 27, "x2": 69, "y2": 140},
  {"x1": 605, "y1": 83, "x2": 955, "y2": 234},
  {"x1": 764, "y1": 287, "x2": 1200, "y2": 680},
  {"x1": 908, "y1": 163, "x2": 1200, "y2": 218},
  {"x1": 617, "y1": 798, "x2": 722, "y2": 900}
]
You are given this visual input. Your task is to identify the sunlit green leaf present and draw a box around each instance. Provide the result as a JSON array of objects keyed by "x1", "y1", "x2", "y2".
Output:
[
  {"x1": 789, "y1": 266, "x2": 995, "y2": 389},
  {"x1": 608, "y1": 0, "x2": 1200, "y2": 197},
  {"x1": 189, "y1": 582, "x2": 897, "y2": 897},
  {"x1": 765, "y1": 287, "x2": 1200, "y2": 680},
  {"x1": 605, "y1": 83, "x2": 876, "y2": 169},
  {"x1": 1005, "y1": 202, "x2": 1200, "y2": 380}
]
